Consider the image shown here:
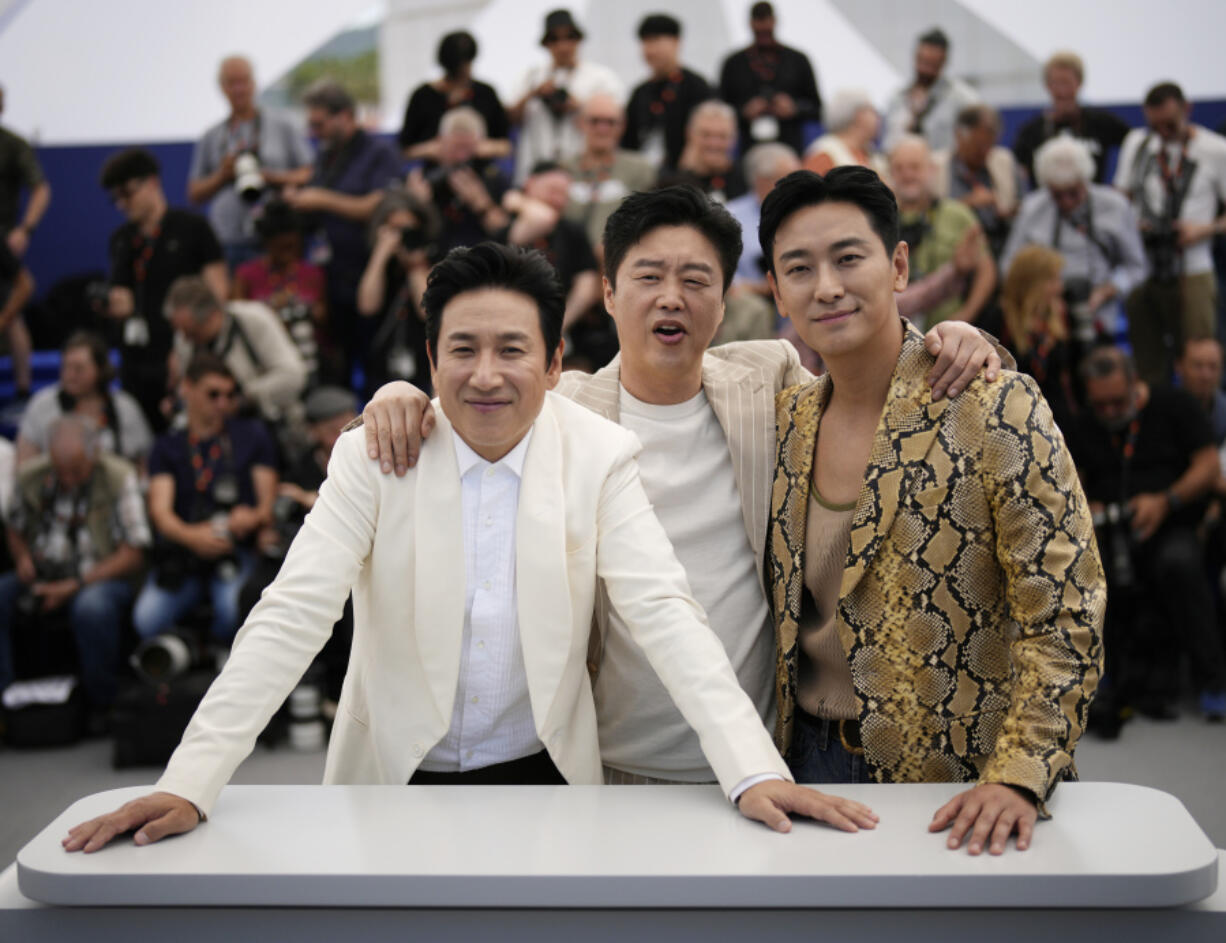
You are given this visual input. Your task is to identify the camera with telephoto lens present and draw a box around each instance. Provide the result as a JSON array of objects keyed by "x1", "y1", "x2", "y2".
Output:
[
  {"x1": 541, "y1": 86, "x2": 570, "y2": 119},
  {"x1": 234, "y1": 152, "x2": 264, "y2": 203},
  {"x1": 1091, "y1": 502, "x2": 1136, "y2": 589}
]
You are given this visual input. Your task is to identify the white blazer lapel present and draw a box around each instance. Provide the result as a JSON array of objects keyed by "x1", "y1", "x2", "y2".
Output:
[
  {"x1": 412, "y1": 413, "x2": 468, "y2": 729},
  {"x1": 513, "y1": 399, "x2": 575, "y2": 735}
]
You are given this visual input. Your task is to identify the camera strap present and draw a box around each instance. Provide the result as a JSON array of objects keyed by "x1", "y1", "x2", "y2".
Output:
[
  {"x1": 1052, "y1": 194, "x2": 1119, "y2": 280},
  {"x1": 1112, "y1": 415, "x2": 1143, "y2": 502},
  {"x1": 226, "y1": 111, "x2": 262, "y2": 160}
]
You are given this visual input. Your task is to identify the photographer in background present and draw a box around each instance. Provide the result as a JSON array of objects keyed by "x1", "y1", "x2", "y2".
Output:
[
  {"x1": 356, "y1": 190, "x2": 437, "y2": 394},
  {"x1": 101, "y1": 148, "x2": 227, "y2": 432},
  {"x1": 1002, "y1": 137, "x2": 1147, "y2": 347},
  {"x1": 1116, "y1": 82, "x2": 1226, "y2": 386},
  {"x1": 187, "y1": 56, "x2": 314, "y2": 270},
  {"x1": 1068, "y1": 346, "x2": 1226, "y2": 731},
  {"x1": 407, "y1": 106, "x2": 510, "y2": 256},
  {"x1": 237, "y1": 386, "x2": 356, "y2": 702},
  {"x1": 0, "y1": 415, "x2": 149, "y2": 718},
  {"x1": 133, "y1": 354, "x2": 276, "y2": 646},
  {"x1": 232, "y1": 201, "x2": 326, "y2": 388},
  {"x1": 166, "y1": 275, "x2": 307, "y2": 429},
  {"x1": 0, "y1": 240, "x2": 33, "y2": 403},
  {"x1": 508, "y1": 9, "x2": 622, "y2": 184}
]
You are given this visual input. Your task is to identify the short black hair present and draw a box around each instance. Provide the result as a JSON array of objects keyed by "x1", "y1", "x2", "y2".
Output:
[
  {"x1": 99, "y1": 148, "x2": 160, "y2": 190},
  {"x1": 254, "y1": 199, "x2": 306, "y2": 242},
  {"x1": 185, "y1": 351, "x2": 235, "y2": 385},
  {"x1": 437, "y1": 31, "x2": 478, "y2": 76},
  {"x1": 602, "y1": 185, "x2": 742, "y2": 293},
  {"x1": 750, "y1": 2, "x2": 774, "y2": 20},
  {"x1": 758, "y1": 167, "x2": 900, "y2": 273},
  {"x1": 1144, "y1": 81, "x2": 1186, "y2": 109},
  {"x1": 638, "y1": 14, "x2": 681, "y2": 39},
  {"x1": 918, "y1": 27, "x2": 949, "y2": 50},
  {"x1": 421, "y1": 242, "x2": 564, "y2": 365},
  {"x1": 528, "y1": 159, "x2": 566, "y2": 177}
]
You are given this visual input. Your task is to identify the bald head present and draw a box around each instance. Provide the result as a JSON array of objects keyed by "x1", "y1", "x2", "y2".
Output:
[
  {"x1": 218, "y1": 56, "x2": 255, "y2": 114},
  {"x1": 888, "y1": 134, "x2": 934, "y2": 207},
  {"x1": 580, "y1": 93, "x2": 625, "y2": 155},
  {"x1": 48, "y1": 416, "x2": 100, "y2": 490}
]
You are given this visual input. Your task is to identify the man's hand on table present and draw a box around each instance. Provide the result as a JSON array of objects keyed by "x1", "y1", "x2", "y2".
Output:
[
  {"x1": 63, "y1": 792, "x2": 200, "y2": 853},
  {"x1": 737, "y1": 780, "x2": 878, "y2": 834},
  {"x1": 928, "y1": 782, "x2": 1038, "y2": 855},
  {"x1": 363, "y1": 381, "x2": 436, "y2": 474}
]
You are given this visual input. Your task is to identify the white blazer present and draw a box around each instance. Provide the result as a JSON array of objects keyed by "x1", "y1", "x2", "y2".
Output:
[{"x1": 157, "y1": 392, "x2": 790, "y2": 815}]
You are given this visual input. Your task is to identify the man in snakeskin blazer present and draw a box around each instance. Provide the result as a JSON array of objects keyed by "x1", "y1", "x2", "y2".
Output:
[{"x1": 760, "y1": 166, "x2": 1105, "y2": 856}]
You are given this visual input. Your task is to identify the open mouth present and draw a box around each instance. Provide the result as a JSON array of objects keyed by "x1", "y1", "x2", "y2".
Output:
[{"x1": 652, "y1": 321, "x2": 687, "y2": 344}]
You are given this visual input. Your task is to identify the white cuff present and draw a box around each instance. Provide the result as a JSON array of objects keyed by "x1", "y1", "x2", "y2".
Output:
[{"x1": 729, "y1": 772, "x2": 786, "y2": 805}]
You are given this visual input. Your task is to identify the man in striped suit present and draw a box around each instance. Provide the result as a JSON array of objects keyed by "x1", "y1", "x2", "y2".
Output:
[{"x1": 363, "y1": 185, "x2": 1001, "y2": 785}]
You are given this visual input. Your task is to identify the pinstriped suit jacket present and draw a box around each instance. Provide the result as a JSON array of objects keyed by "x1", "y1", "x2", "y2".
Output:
[{"x1": 556, "y1": 339, "x2": 812, "y2": 673}]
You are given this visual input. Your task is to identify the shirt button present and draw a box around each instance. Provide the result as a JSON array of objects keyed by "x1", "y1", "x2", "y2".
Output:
[
  {"x1": 471, "y1": 696, "x2": 479, "y2": 704},
  {"x1": 485, "y1": 467, "x2": 495, "y2": 478},
  {"x1": 484, "y1": 516, "x2": 493, "y2": 527},
  {"x1": 477, "y1": 640, "x2": 485, "y2": 650},
  {"x1": 482, "y1": 579, "x2": 491, "y2": 591}
]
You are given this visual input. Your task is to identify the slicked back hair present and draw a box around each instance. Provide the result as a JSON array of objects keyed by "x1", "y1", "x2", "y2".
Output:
[
  {"x1": 758, "y1": 166, "x2": 900, "y2": 274},
  {"x1": 421, "y1": 242, "x2": 564, "y2": 366},
  {"x1": 602, "y1": 185, "x2": 742, "y2": 293}
]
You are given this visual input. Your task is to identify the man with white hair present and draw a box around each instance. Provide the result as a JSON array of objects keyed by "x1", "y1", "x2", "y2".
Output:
[
  {"x1": 0, "y1": 415, "x2": 150, "y2": 714},
  {"x1": 1001, "y1": 136, "x2": 1147, "y2": 340},
  {"x1": 889, "y1": 133, "x2": 995, "y2": 327},
  {"x1": 662, "y1": 100, "x2": 746, "y2": 203},
  {"x1": 188, "y1": 55, "x2": 314, "y2": 268},
  {"x1": 802, "y1": 88, "x2": 887, "y2": 179}
]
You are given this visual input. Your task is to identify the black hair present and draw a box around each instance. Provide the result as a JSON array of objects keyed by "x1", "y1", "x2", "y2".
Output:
[
  {"x1": 528, "y1": 159, "x2": 566, "y2": 177},
  {"x1": 602, "y1": 185, "x2": 742, "y2": 293},
  {"x1": 254, "y1": 199, "x2": 306, "y2": 243},
  {"x1": 918, "y1": 27, "x2": 949, "y2": 50},
  {"x1": 1144, "y1": 81, "x2": 1186, "y2": 109},
  {"x1": 61, "y1": 330, "x2": 114, "y2": 389},
  {"x1": 437, "y1": 31, "x2": 478, "y2": 76},
  {"x1": 758, "y1": 167, "x2": 900, "y2": 273},
  {"x1": 185, "y1": 351, "x2": 235, "y2": 385},
  {"x1": 421, "y1": 242, "x2": 564, "y2": 365},
  {"x1": 99, "y1": 148, "x2": 160, "y2": 190},
  {"x1": 750, "y1": 2, "x2": 774, "y2": 20},
  {"x1": 638, "y1": 14, "x2": 681, "y2": 39}
]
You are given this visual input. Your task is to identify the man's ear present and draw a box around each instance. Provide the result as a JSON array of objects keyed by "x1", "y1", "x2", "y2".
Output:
[
  {"x1": 601, "y1": 275, "x2": 615, "y2": 316},
  {"x1": 892, "y1": 240, "x2": 910, "y2": 292},
  {"x1": 426, "y1": 341, "x2": 438, "y2": 384},
  {"x1": 545, "y1": 338, "x2": 565, "y2": 390},
  {"x1": 766, "y1": 270, "x2": 788, "y2": 320}
]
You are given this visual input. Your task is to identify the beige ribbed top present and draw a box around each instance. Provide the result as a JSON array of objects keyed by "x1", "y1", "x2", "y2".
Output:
[{"x1": 797, "y1": 484, "x2": 858, "y2": 720}]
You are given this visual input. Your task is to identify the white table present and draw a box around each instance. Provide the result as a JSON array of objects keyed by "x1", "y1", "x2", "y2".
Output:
[{"x1": 2, "y1": 781, "x2": 1224, "y2": 942}]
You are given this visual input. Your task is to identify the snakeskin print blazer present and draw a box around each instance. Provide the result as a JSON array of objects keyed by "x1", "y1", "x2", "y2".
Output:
[{"x1": 767, "y1": 322, "x2": 1105, "y2": 803}]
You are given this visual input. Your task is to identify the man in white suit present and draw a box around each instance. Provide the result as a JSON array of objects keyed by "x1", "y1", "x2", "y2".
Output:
[
  {"x1": 65, "y1": 243, "x2": 878, "y2": 854},
  {"x1": 361, "y1": 188, "x2": 1003, "y2": 787}
]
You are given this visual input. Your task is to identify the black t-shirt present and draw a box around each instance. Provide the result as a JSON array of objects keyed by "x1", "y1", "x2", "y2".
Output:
[
  {"x1": 657, "y1": 163, "x2": 748, "y2": 204},
  {"x1": 1068, "y1": 387, "x2": 1212, "y2": 527},
  {"x1": 525, "y1": 218, "x2": 596, "y2": 295},
  {"x1": 108, "y1": 208, "x2": 224, "y2": 356},
  {"x1": 718, "y1": 43, "x2": 822, "y2": 154},
  {"x1": 622, "y1": 68, "x2": 713, "y2": 170},
  {"x1": 1012, "y1": 108, "x2": 1132, "y2": 184},
  {"x1": 433, "y1": 161, "x2": 511, "y2": 255},
  {"x1": 364, "y1": 255, "x2": 430, "y2": 393},
  {"x1": 398, "y1": 81, "x2": 509, "y2": 155}
]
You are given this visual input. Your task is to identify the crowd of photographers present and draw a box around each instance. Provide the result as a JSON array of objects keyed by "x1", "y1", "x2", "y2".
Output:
[{"x1": 1, "y1": 2, "x2": 1226, "y2": 739}]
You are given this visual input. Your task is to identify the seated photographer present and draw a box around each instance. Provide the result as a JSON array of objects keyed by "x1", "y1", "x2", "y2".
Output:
[
  {"x1": 1175, "y1": 336, "x2": 1226, "y2": 446},
  {"x1": 16, "y1": 331, "x2": 152, "y2": 469},
  {"x1": 133, "y1": 354, "x2": 277, "y2": 645},
  {"x1": 187, "y1": 56, "x2": 314, "y2": 269},
  {"x1": 166, "y1": 275, "x2": 307, "y2": 427},
  {"x1": 397, "y1": 30, "x2": 510, "y2": 166},
  {"x1": 0, "y1": 415, "x2": 149, "y2": 711},
  {"x1": 659, "y1": 100, "x2": 746, "y2": 204},
  {"x1": 1115, "y1": 82, "x2": 1226, "y2": 386},
  {"x1": 355, "y1": 190, "x2": 438, "y2": 394},
  {"x1": 232, "y1": 201, "x2": 326, "y2": 389},
  {"x1": 406, "y1": 106, "x2": 511, "y2": 256},
  {"x1": 1001, "y1": 137, "x2": 1147, "y2": 345},
  {"x1": 237, "y1": 386, "x2": 356, "y2": 702},
  {"x1": 1067, "y1": 346, "x2": 1226, "y2": 725}
]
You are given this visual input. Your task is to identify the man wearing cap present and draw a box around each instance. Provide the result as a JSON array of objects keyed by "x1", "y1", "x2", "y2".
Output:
[
  {"x1": 622, "y1": 14, "x2": 713, "y2": 171},
  {"x1": 508, "y1": 9, "x2": 623, "y2": 185}
]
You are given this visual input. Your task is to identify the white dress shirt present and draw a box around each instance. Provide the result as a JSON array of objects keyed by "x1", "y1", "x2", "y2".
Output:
[{"x1": 418, "y1": 431, "x2": 544, "y2": 772}]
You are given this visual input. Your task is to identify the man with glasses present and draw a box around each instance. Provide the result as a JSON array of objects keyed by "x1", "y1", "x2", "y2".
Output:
[
  {"x1": 133, "y1": 353, "x2": 277, "y2": 646},
  {"x1": 1001, "y1": 136, "x2": 1147, "y2": 344},
  {"x1": 100, "y1": 149, "x2": 227, "y2": 431},
  {"x1": 508, "y1": 9, "x2": 622, "y2": 185}
]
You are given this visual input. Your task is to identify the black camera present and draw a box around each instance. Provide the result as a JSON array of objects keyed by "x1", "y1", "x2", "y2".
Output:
[
  {"x1": 1092, "y1": 502, "x2": 1136, "y2": 589},
  {"x1": 541, "y1": 86, "x2": 570, "y2": 119},
  {"x1": 1141, "y1": 217, "x2": 1181, "y2": 282},
  {"x1": 401, "y1": 225, "x2": 429, "y2": 253},
  {"x1": 1062, "y1": 275, "x2": 1093, "y2": 307}
]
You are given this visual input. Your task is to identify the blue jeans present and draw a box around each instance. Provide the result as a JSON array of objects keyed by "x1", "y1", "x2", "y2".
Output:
[
  {"x1": 0, "y1": 571, "x2": 131, "y2": 706},
  {"x1": 786, "y1": 710, "x2": 870, "y2": 784},
  {"x1": 132, "y1": 550, "x2": 254, "y2": 642}
]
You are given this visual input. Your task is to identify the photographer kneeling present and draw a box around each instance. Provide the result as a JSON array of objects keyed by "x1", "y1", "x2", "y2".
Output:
[
  {"x1": 1067, "y1": 346, "x2": 1226, "y2": 729},
  {"x1": 132, "y1": 354, "x2": 277, "y2": 647}
]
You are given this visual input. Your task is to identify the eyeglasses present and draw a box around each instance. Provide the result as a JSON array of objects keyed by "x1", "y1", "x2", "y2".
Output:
[
  {"x1": 205, "y1": 388, "x2": 240, "y2": 401},
  {"x1": 585, "y1": 116, "x2": 620, "y2": 127},
  {"x1": 545, "y1": 31, "x2": 580, "y2": 43}
]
